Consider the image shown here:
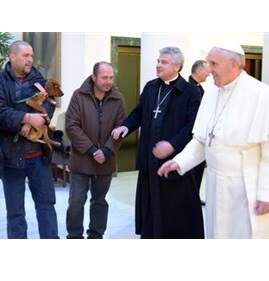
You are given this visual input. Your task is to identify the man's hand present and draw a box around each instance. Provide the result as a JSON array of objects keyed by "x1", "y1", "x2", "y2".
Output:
[
  {"x1": 153, "y1": 141, "x2": 175, "y2": 159},
  {"x1": 23, "y1": 113, "x2": 47, "y2": 129},
  {"x1": 20, "y1": 124, "x2": 32, "y2": 137},
  {"x1": 255, "y1": 201, "x2": 269, "y2": 216},
  {"x1": 93, "y1": 149, "x2": 106, "y2": 164},
  {"x1": 111, "y1": 126, "x2": 129, "y2": 140},
  {"x1": 158, "y1": 160, "x2": 180, "y2": 178},
  {"x1": 39, "y1": 91, "x2": 48, "y2": 98}
]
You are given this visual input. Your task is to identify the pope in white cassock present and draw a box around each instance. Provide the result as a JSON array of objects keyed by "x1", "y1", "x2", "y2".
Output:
[{"x1": 158, "y1": 43, "x2": 269, "y2": 239}]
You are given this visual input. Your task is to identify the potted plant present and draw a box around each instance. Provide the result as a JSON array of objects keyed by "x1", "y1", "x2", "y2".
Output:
[{"x1": 0, "y1": 32, "x2": 12, "y2": 69}]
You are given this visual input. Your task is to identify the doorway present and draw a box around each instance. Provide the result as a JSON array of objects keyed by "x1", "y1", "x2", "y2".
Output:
[
  {"x1": 111, "y1": 37, "x2": 141, "y2": 172},
  {"x1": 242, "y1": 45, "x2": 262, "y2": 81}
]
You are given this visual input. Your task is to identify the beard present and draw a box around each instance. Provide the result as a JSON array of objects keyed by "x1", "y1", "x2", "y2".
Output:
[
  {"x1": 23, "y1": 65, "x2": 32, "y2": 74},
  {"x1": 95, "y1": 83, "x2": 113, "y2": 93}
]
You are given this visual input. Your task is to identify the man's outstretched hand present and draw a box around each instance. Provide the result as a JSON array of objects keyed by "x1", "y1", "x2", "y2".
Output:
[
  {"x1": 111, "y1": 126, "x2": 129, "y2": 140},
  {"x1": 158, "y1": 160, "x2": 180, "y2": 178}
]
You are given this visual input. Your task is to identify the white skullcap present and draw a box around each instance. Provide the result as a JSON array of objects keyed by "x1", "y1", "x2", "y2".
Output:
[{"x1": 211, "y1": 41, "x2": 245, "y2": 56}]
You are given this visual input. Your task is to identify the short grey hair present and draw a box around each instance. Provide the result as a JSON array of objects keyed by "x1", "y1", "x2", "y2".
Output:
[
  {"x1": 8, "y1": 40, "x2": 32, "y2": 57},
  {"x1": 213, "y1": 47, "x2": 245, "y2": 70},
  {"x1": 159, "y1": 47, "x2": 184, "y2": 71}
]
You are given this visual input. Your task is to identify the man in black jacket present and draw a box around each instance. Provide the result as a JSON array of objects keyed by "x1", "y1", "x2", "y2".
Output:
[
  {"x1": 112, "y1": 47, "x2": 204, "y2": 239},
  {"x1": 189, "y1": 60, "x2": 210, "y2": 206},
  {"x1": 189, "y1": 60, "x2": 210, "y2": 98},
  {"x1": 0, "y1": 40, "x2": 58, "y2": 239}
]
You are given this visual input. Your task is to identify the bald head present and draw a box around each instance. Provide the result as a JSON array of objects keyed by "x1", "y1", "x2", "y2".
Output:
[
  {"x1": 8, "y1": 40, "x2": 34, "y2": 78},
  {"x1": 8, "y1": 40, "x2": 33, "y2": 57},
  {"x1": 93, "y1": 62, "x2": 113, "y2": 76}
]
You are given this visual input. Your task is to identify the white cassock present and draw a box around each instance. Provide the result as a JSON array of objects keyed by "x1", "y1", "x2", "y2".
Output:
[{"x1": 174, "y1": 71, "x2": 269, "y2": 239}]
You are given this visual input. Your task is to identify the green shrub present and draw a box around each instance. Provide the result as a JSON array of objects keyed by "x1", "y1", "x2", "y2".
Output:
[{"x1": 0, "y1": 32, "x2": 13, "y2": 69}]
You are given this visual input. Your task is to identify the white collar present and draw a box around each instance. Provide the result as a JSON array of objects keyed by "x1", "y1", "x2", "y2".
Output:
[{"x1": 163, "y1": 74, "x2": 179, "y2": 85}]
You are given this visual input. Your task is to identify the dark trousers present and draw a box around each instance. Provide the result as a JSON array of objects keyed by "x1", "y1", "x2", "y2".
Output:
[
  {"x1": 194, "y1": 161, "x2": 206, "y2": 194},
  {"x1": 137, "y1": 172, "x2": 204, "y2": 239},
  {"x1": 2, "y1": 157, "x2": 58, "y2": 239},
  {"x1": 66, "y1": 174, "x2": 112, "y2": 238}
]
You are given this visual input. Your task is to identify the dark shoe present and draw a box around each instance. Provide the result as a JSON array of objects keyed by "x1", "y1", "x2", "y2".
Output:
[
  {"x1": 66, "y1": 235, "x2": 84, "y2": 239},
  {"x1": 201, "y1": 200, "x2": 206, "y2": 206},
  {"x1": 87, "y1": 231, "x2": 103, "y2": 239}
]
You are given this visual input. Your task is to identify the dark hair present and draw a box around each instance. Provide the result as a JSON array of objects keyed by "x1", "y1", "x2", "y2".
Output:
[
  {"x1": 93, "y1": 61, "x2": 113, "y2": 76},
  {"x1": 191, "y1": 60, "x2": 207, "y2": 75}
]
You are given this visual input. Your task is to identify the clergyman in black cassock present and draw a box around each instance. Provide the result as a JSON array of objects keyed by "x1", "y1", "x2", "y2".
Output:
[
  {"x1": 112, "y1": 47, "x2": 204, "y2": 239},
  {"x1": 189, "y1": 60, "x2": 210, "y2": 206}
]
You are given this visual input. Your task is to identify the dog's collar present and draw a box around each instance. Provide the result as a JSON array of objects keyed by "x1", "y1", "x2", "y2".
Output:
[{"x1": 14, "y1": 92, "x2": 39, "y2": 104}]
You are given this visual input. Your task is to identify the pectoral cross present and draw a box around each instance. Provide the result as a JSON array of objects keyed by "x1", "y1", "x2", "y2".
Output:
[
  {"x1": 153, "y1": 106, "x2": 162, "y2": 119},
  {"x1": 208, "y1": 130, "x2": 215, "y2": 147}
]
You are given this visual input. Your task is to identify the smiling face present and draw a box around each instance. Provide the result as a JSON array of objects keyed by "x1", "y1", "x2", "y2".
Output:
[
  {"x1": 9, "y1": 45, "x2": 34, "y2": 78},
  {"x1": 93, "y1": 64, "x2": 114, "y2": 94},
  {"x1": 207, "y1": 48, "x2": 241, "y2": 87},
  {"x1": 156, "y1": 54, "x2": 181, "y2": 81}
]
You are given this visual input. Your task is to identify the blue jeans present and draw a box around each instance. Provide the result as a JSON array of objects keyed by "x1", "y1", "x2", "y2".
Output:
[
  {"x1": 66, "y1": 174, "x2": 112, "y2": 238},
  {"x1": 2, "y1": 157, "x2": 58, "y2": 239}
]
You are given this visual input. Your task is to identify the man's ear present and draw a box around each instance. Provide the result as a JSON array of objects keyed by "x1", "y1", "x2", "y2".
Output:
[
  {"x1": 9, "y1": 53, "x2": 15, "y2": 63},
  {"x1": 92, "y1": 74, "x2": 96, "y2": 83},
  {"x1": 177, "y1": 64, "x2": 182, "y2": 73},
  {"x1": 231, "y1": 59, "x2": 239, "y2": 69}
]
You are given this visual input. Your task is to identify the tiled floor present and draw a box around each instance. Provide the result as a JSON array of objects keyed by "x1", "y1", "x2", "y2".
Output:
[
  {"x1": 0, "y1": 170, "x2": 205, "y2": 239},
  {"x1": 0, "y1": 171, "x2": 139, "y2": 239}
]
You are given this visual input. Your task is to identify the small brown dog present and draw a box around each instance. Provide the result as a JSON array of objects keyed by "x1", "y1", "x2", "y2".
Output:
[{"x1": 25, "y1": 78, "x2": 64, "y2": 150}]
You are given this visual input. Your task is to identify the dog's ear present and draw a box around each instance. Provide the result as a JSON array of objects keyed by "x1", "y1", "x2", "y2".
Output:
[
  {"x1": 45, "y1": 80, "x2": 53, "y2": 92},
  {"x1": 45, "y1": 79, "x2": 63, "y2": 97}
]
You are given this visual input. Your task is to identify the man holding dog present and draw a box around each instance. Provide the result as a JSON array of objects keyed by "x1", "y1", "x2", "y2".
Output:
[
  {"x1": 65, "y1": 62, "x2": 126, "y2": 239},
  {"x1": 0, "y1": 40, "x2": 58, "y2": 239}
]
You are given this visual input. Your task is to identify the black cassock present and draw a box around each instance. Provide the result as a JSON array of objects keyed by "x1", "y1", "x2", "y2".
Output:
[{"x1": 123, "y1": 76, "x2": 204, "y2": 239}]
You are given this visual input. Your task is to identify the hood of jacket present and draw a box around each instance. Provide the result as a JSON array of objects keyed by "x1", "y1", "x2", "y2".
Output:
[{"x1": 78, "y1": 75, "x2": 122, "y2": 101}]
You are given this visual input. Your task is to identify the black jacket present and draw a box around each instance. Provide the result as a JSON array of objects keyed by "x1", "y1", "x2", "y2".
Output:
[
  {"x1": 0, "y1": 62, "x2": 55, "y2": 169},
  {"x1": 189, "y1": 75, "x2": 204, "y2": 97},
  {"x1": 123, "y1": 75, "x2": 201, "y2": 175}
]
